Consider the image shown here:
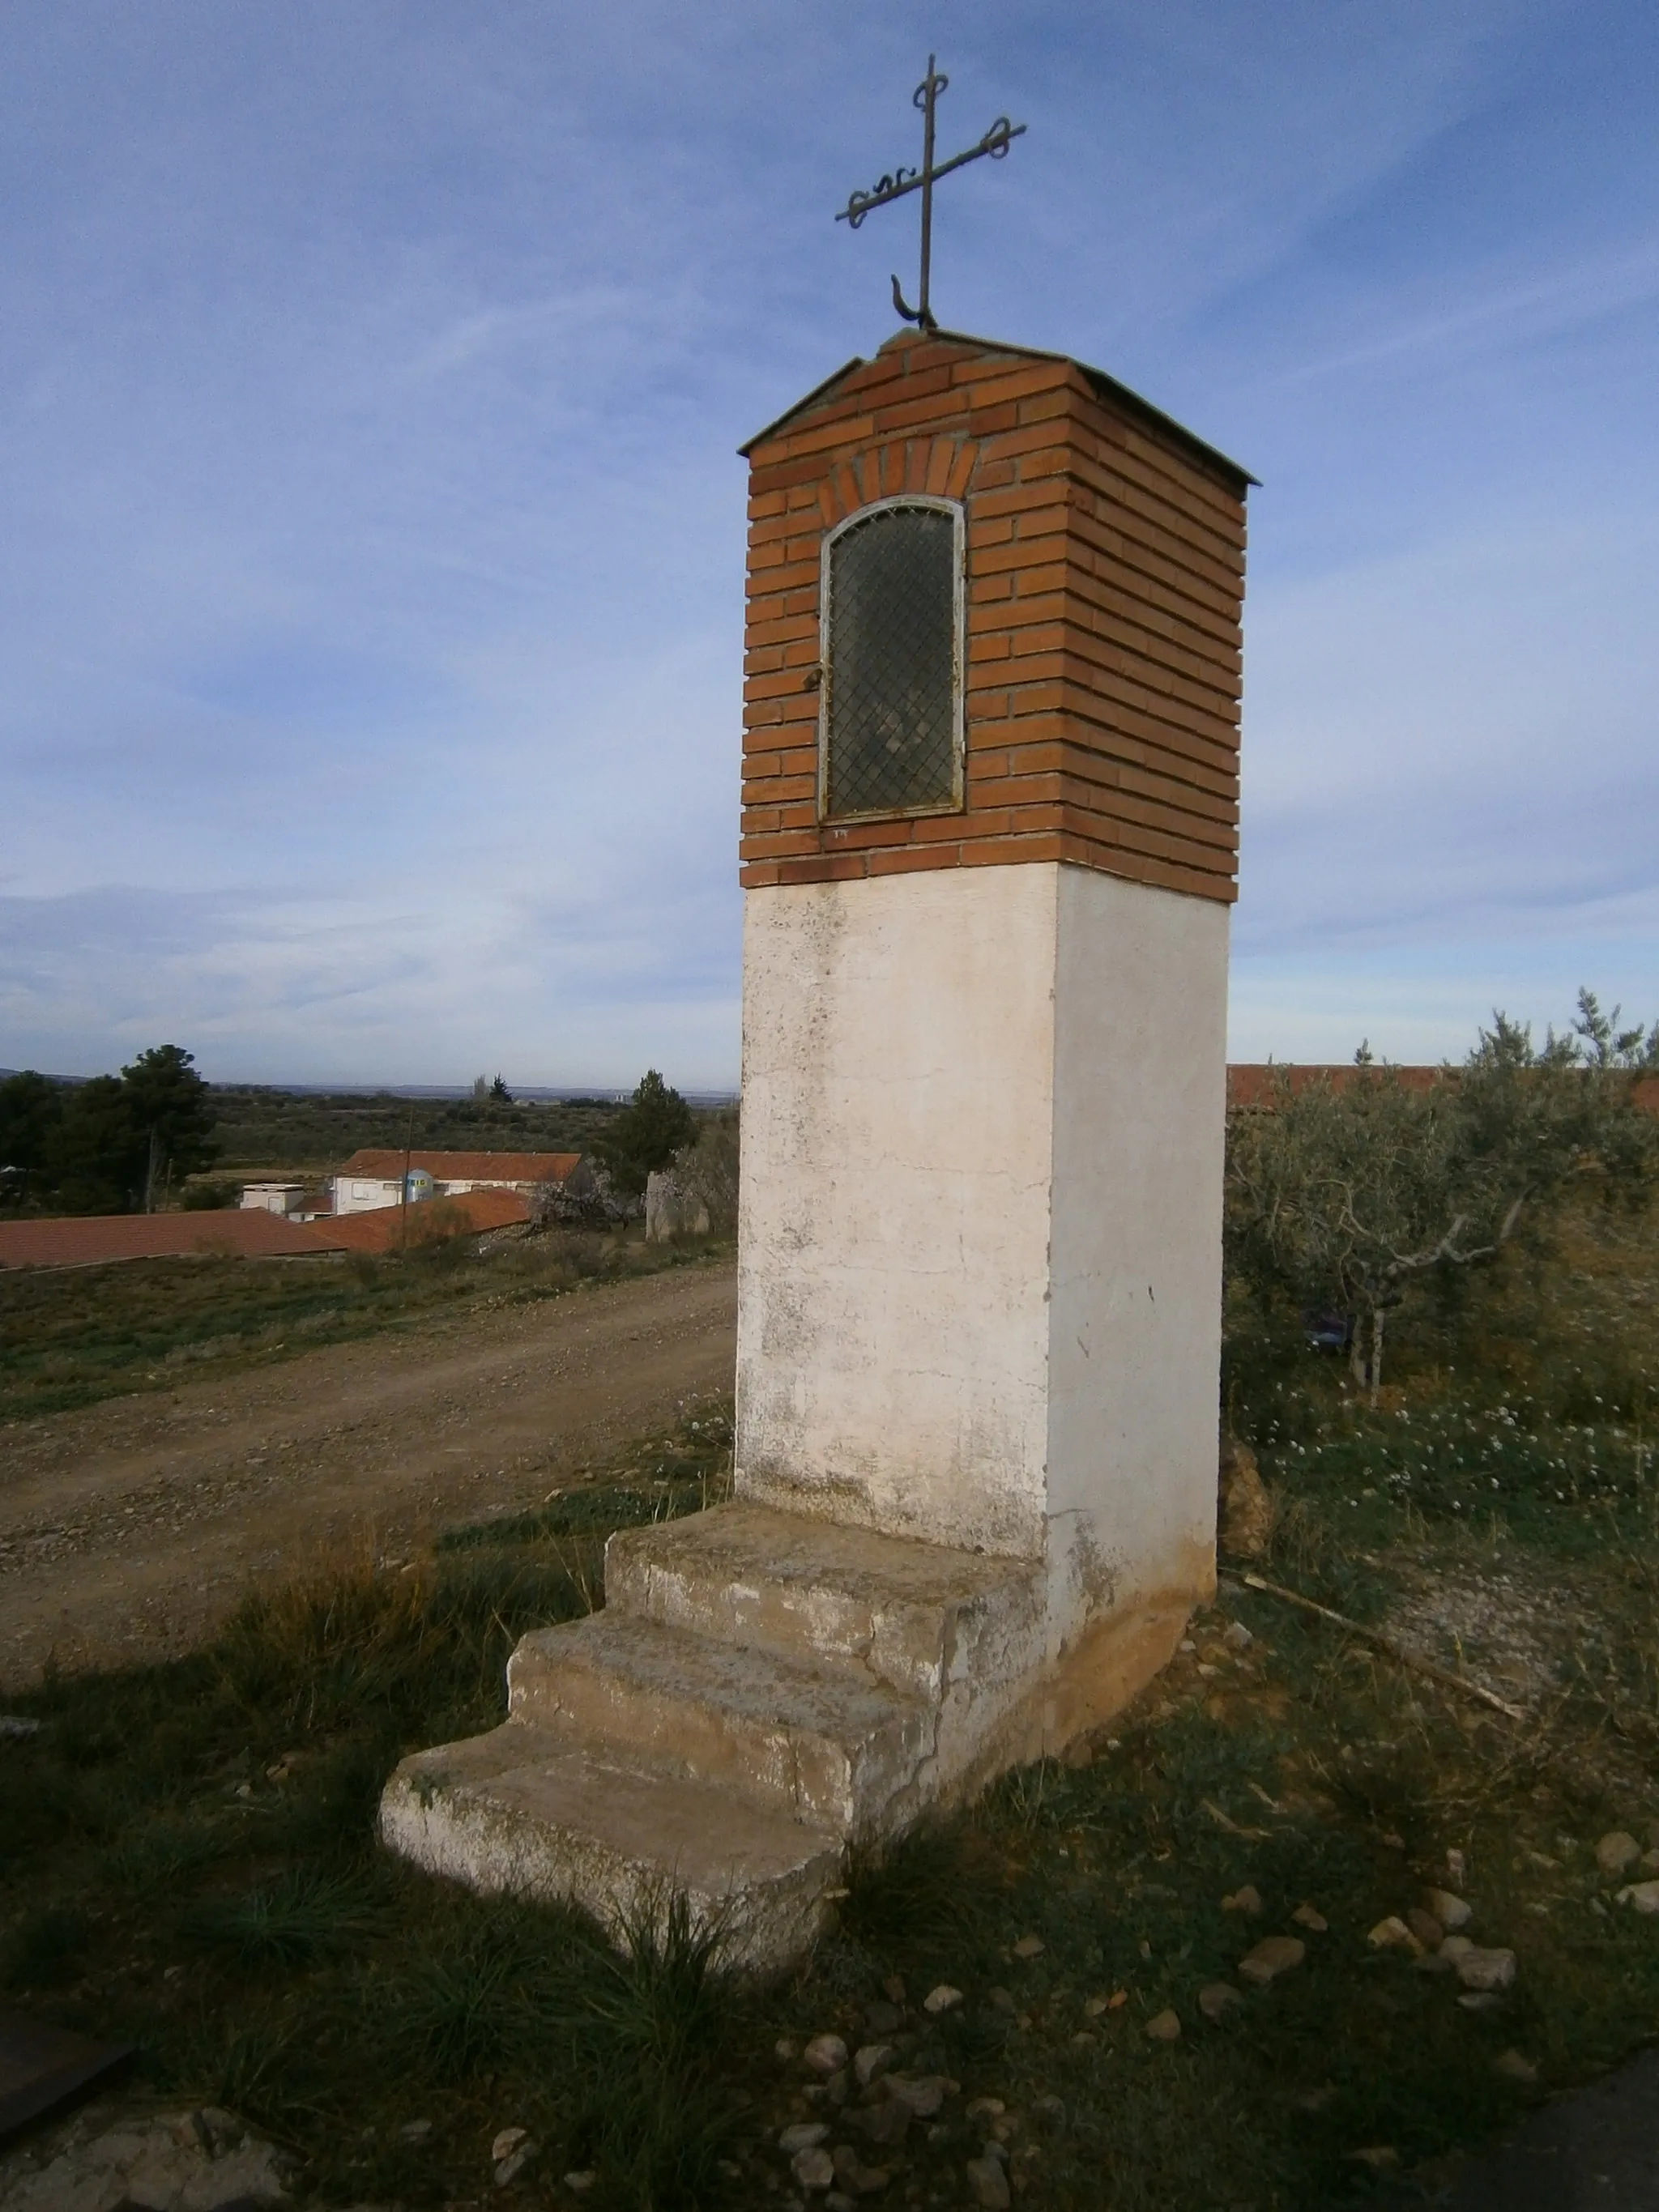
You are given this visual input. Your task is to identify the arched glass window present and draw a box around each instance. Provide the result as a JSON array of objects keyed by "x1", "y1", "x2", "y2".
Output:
[{"x1": 821, "y1": 497, "x2": 964, "y2": 821}]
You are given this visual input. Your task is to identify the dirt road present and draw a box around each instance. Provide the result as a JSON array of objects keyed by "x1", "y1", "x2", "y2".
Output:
[{"x1": 0, "y1": 1261, "x2": 736, "y2": 1689}]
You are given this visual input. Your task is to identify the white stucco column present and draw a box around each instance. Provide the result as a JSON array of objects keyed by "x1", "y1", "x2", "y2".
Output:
[{"x1": 736, "y1": 859, "x2": 1228, "y2": 1653}]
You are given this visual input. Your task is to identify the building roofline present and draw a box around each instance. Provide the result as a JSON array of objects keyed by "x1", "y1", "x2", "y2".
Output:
[
  {"x1": 738, "y1": 356, "x2": 868, "y2": 458},
  {"x1": 738, "y1": 328, "x2": 1257, "y2": 491}
]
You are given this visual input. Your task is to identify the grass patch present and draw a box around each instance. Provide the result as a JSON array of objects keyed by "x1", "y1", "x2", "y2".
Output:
[{"x1": 0, "y1": 1225, "x2": 729, "y2": 1421}]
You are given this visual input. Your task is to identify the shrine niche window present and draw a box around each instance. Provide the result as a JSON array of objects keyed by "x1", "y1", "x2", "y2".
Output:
[{"x1": 819, "y1": 497, "x2": 965, "y2": 822}]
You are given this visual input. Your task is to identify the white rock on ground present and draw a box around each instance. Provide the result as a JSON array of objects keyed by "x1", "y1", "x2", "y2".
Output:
[
  {"x1": 1239, "y1": 1935, "x2": 1305, "y2": 1985},
  {"x1": 964, "y1": 2152, "x2": 1011, "y2": 2209},
  {"x1": 1424, "y1": 1888, "x2": 1472, "y2": 1929},
  {"x1": 1455, "y1": 1946, "x2": 1517, "y2": 1993},
  {"x1": 1596, "y1": 1831, "x2": 1641, "y2": 1877},
  {"x1": 791, "y1": 2145, "x2": 834, "y2": 2192},
  {"x1": 0, "y1": 2103, "x2": 290, "y2": 2212},
  {"x1": 778, "y1": 2126, "x2": 829, "y2": 2155}
]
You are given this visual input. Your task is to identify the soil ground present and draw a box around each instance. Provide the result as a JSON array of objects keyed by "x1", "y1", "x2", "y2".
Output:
[{"x1": 0, "y1": 1262, "x2": 736, "y2": 1689}]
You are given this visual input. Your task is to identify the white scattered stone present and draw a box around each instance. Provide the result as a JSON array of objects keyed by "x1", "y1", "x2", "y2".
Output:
[
  {"x1": 1447, "y1": 1849, "x2": 1468, "y2": 1886},
  {"x1": 922, "y1": 1984, "x2": 963, "y2": 2014},
  {"x1": 884, "y1": 2073, "x2": 953, "y2": 2119},
  {"x1": 1596, "y1": 1831, "x2": 1641, "y2": 1877},
  {"x1": 1239, "y1": 1935, "x2": 1305, "y2": 1985},
  {"x1": 778, "y1": 2125, "x2": 830, "y2": 2155},
  {"x1": 1222, "y1": 1885, "x2": 1263, "y2": 1915},
  {"x1": 1178, "y1": 1639, "x2": 1196, "y2": 1653},
  {"x1": 1198, "y1": 1982, "x2": 1242, "y2": 2022},
  {"x1": 1424, "y1": 1888, "x2": 1472, "y2": 1930},
  {"x1": 803, "y1": 2033, "x2": 849, "y2": 2076},
  {"x1": 791, "y1": 2145, "x2": 835, "y2": 2193},
  {"x1": 1615, "y1": 1880, "x2": 1659, "y2": 1914},
  {"x1": 1367, "y1": 1916, "x2": 1422, "y2": 1954},
  {"x1": 562, "y1": 2176, "x2": 595, "y2": 2195},
  {"x1": 1145, "y1": 2008, "x2": 1181, "y2": 2041},
  {"x1": 491, "y1": 2129, "x2": 529, "y2": 2164},
  {"x1": 1290, "y1": 1903, "x2": 1328, "y2": 1932},
  {"x1": 1454, "y1": 1946, "x2": 1516, "y2": 1993},
  {"x1": 1222, "y1": 1621, "x2": 1254, "y2": 1650},
  {"x1": 494, "y1": 2142, "x2": 537, "y2": 2188},
  {"x1": 1493, "y1": 2050, "x2": 1538, "y2": 2083},
  {"x1": 963, "y1": 2098, "x2": 1005, "y2": 2123},
  {"x1": 852, "y1": 2044, "x2": 894, "y2": 2087},
  {"x1": 774, "y1": 2037, "x2": 798, "y2": 2061},
  {"x1": 396, "y1": 2120, "x2": 432, "y2": 2143},
  {"x1": 0, "y1": 1715, "x2": 44, "y2": 1737},
  {"x1": 1011, "y1": 1933, "x2": 1044, "y2": 1958},
  {"x1": 964, "y1": 2153, "x2": 1011, "y2": 2209},
  {"x1": 0, "y1": 2109, "x2": 290, "y2": 2212}
]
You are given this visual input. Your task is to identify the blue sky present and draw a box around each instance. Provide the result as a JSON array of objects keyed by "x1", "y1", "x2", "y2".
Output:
[{"x1": 2, "y1": 1, "x2": 1655, "y2": 1087}]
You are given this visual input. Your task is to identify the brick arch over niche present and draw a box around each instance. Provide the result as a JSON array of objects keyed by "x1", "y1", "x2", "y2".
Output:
[{"x1": 738, "y1": 326, "x2": 1252, "y2": 901}]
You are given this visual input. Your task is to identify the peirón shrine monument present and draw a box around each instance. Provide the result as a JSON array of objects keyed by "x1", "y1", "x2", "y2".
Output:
[{"x1": 382, "y1": 68, "x2": 1252, "y2": 1966}]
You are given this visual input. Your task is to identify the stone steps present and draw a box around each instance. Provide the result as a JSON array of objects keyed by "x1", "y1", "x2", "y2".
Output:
[
  {"x1": 505, "y1": 1609, "x2": 934, "y2": 1831},
  {"x1": 603, "y1": 1499, "x2": 1043, "y2": 1702},
  {"x1": 379, "y1": 1501, "x2": 1053, "y2": 1965},
  {"x1": 381, "y1": 1719, "x2": 840, "y2": 1968}
]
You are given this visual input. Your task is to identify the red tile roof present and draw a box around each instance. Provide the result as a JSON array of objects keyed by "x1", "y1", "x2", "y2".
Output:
[
  {"x1": 320, "y1": 1187, "x2": 532, "y2": 1253},
  {"x1": 336, "y1": 1149, "x2": 580, "y2": 1184},
  {"x1": 1226, "y1": 1064, "x2": 1447, "y2": 1109},
  {"x1": 1228, "y1": 1066, "x2": 1659, "y2": 1110},
  {"x1": 0, "y1": 1210, "x2": 349, "y2": 1271}
]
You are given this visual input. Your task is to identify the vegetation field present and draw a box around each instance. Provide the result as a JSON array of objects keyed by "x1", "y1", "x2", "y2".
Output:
[
  {"x1": 3, "y1": 1200, "x2": 1657, "y2": 2209},
  {"x1": 205, "y1": 1085, "x2": 628, "y2": 1175},
  {"x1": 0, "y1": 1225, "x2": 722, "y2": 1424}
]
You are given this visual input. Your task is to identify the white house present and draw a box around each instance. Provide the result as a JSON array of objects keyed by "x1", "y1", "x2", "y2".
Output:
[
  {"x1": 330, "y1": 1149, "x2": 580, "y2": 1217},
  {"x1": 239, "y1": 1183, "x2": 308, "y2": 1217}
]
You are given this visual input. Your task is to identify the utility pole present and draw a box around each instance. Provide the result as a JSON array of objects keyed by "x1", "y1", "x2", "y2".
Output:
[{"x1": 399, "y1": 1106, "x2": 415, "y2": 1255}]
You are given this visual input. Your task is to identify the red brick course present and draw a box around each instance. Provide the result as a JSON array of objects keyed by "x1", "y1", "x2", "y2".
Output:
[{"x1": 737, "y1": 327, "x2": 1250, "y2": 901}]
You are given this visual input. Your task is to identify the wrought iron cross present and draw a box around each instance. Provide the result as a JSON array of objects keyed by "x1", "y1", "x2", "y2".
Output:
[{"x1": 836, "y1": 56, "x2": 1026, "y2": 331}]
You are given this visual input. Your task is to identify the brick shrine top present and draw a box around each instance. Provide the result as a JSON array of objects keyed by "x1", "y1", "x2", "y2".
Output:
[{"x1": 738, "y1": 326, "x2": 1253, "y2": 904}]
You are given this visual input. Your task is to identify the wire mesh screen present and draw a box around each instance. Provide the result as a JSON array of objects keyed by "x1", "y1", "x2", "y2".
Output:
[{"x1": 824, "y1": 504, "x2": 959, "y2": 819}]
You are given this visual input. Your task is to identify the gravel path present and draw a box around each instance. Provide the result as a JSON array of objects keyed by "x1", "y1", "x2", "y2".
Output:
[{"x1": 0, "y1": 1261, "x2": 736, "y2": 1688}]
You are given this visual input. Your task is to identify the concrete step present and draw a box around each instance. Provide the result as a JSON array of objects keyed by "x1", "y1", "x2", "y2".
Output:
[
  {"x1": 380, "y1": 1720, "x2": 840, "y2": 1968},
  {"x1": 506, "y1": 1609, "x2": 935, "y2": 1833},
  {"x1": 603, "y1": 1500, "x2": 1046, "y2": 1703}
]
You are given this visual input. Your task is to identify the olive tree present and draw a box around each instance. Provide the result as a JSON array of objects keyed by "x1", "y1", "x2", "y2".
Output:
[{"x1": 1225, "y1": 991, "x2": 1658, "y2": 1400}]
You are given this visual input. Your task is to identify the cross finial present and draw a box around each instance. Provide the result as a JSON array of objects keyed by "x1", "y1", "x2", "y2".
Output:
[{"x1": 836, "y1": 56, "x2": 1026, "y2": 331}]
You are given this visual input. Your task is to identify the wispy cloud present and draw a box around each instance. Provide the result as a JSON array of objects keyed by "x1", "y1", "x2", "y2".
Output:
[{"x1": 1, "y1": 1, "x2": 1655, "y2": 1080}]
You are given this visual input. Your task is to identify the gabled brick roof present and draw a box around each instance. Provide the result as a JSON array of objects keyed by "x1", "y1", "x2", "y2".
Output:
[
  {"x1": 739, "y1": 326, "x2": 1256, "y2": 490},
  {"x1": 336, "y1": 1149, "x2": 580, "y2": 1184}
]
